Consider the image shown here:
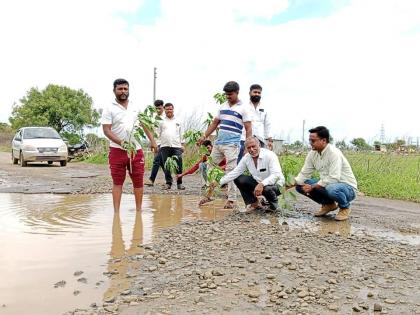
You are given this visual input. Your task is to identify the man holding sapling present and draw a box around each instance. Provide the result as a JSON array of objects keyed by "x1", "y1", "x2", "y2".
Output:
[
  {"x1": 219, "y1": 137, "x2": 285, "y2": 212},
  {"x1": 198, "y1": 81, "x2": 252, "y2": 209},
  {"x1": 295, "y1": 126, "x2": 357, "y2": 221},
  {"x1": 238, "y1": 84, "x2": 273, "y2": 162},
  {"x1": 146, "y1": 99, "x2": 165, "y2": 186},
  {"x1": 158, "y1": 103, "x2": 185, "y2": 190},
  {"x1": 101, "y1": 78, "x2": 158, "y2": 212}
]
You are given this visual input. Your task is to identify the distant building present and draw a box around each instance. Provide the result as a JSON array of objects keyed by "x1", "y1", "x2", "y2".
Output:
[{"x1": 272, "y1": 139, "x2": 285, "y2": 155}]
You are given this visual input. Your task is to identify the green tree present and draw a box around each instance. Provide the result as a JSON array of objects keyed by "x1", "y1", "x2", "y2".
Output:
[
  {"x1": 335, "y1": 139, "x2": 348, "y2": 150},
  {"x1": 350, "y1": 137, "x2": 371, "y2": 151},
  {"x1": 9, "y1": 84, "x2": 99, "y2": 133}
]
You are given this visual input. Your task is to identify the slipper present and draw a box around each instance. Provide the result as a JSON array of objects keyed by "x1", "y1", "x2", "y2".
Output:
[{"x1": 199, "y1": 197, "x2": 213, "y2": 206}]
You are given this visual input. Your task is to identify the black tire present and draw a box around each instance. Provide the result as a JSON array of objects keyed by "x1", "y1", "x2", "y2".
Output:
[
  {"x1": 60, "y1": 160, "x2": 67, "y2": 167},
  {"x1": 12, "y1": 151, "x2": 19, "y2": 165},
  {"x1": 20, "y1": 152, "x2": 27, "y2": 167},
  {"x1": 48, "y1": 161, "x2": 53, "y2": 165}
]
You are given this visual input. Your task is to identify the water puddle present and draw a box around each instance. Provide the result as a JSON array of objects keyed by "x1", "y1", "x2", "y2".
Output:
[
  {"x1": 276, "y1": 214, "x2": 420, "y2": 245},
  {"x1": 0, "y1": 193, "x2": 230, "y2": 315}
]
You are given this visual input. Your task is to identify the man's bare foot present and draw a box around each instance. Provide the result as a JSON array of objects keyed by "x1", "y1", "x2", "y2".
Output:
[{"x1": 224, "y1": 200, "x2": 235, "y2": 209}]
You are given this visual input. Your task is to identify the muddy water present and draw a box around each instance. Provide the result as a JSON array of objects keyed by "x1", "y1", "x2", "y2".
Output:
[
  {"x1": 0, "y1": 194, "x2": 229, "y2": 315},
  {"x1": 279, "y1": 214, "x2": 420, "y2": 245}
]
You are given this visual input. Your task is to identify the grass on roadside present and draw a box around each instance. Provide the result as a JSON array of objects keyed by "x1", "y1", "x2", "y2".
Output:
[
  {"x1": 279, "y1": 152, "x2": 420, "y2": 203},
  {"x1": 0, "y1": 145, "x2": 10, "y2": 153}
]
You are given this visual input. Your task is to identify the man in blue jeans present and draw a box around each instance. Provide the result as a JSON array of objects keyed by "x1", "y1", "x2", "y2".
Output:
[{"x1": 295, "y1": 126, "x2": 357, "y2": 221}]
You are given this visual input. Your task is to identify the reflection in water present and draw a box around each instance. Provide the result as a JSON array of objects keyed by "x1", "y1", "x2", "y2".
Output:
[
  {"x1": 0, "y1": 193, "x2": 230, "y2": 315},
  {"x1": 104, "y1": 211, "x2": 143, "y2": 300}
]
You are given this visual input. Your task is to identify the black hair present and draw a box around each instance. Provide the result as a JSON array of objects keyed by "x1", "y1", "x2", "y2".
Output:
[
  {"x1": 249, "y1": 84, "x2": 262, "y2": 91},
  {"x1": 164, "y1": 102, "x2": 174, "y2": 108},
  {"x1": 223, "y1": 81, "x2": 240, "y2": 93},
  {"x1": 154, "y1": 99, "x2": 164, "y2": 107},
  {"x1": 309, "y1": 126, "x2": 330, "y2": 143},
  {"x1": 202, "y1": 140, "x2": 212, "y2": 147},
  {"x1": 113, "y1": 78, "x2": 129, "y2": 89}
]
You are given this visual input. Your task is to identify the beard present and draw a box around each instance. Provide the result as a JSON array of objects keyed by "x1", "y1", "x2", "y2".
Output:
[{"x1": 117, "y1": 92, "x2": 129, "y2": 101}]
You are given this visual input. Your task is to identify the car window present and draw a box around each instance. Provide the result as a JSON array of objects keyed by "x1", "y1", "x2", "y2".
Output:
[
  {"x1": 15, "y1": 131, "x2": 22, "y2": 141},
  {"x1": 23, "y1": 128, "x2": 61, "y2": 139}
]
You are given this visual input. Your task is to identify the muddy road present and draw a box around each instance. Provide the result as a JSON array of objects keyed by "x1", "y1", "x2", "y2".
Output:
[{"x1": 0, "y1": 152, "x2": 419, "y2": 314}]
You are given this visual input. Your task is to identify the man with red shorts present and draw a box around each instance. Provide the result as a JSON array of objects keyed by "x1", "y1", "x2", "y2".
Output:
[{"x1": 101, "y1": 78, "x2": 157, "y2": 212}]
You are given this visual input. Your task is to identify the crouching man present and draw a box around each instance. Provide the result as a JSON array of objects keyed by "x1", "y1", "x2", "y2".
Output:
[
  {"x1": 295, "y1": 126, "x2": 357, "y2": 221},
  {"x1": 219, "y1": 137, "x2": 285, "y2": 211}
]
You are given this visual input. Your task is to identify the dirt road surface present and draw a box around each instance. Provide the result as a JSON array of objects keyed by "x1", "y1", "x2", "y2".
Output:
[{"x1": 1, "y1": 152, "x2": 419, "y2": 314}]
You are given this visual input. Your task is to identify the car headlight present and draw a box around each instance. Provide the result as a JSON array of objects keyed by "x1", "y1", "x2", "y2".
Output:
[
  {"x1": 22, "y1": 144, "x2": 37, "y2": 151},
  {"x1": 59, "y1": 144, "x2": 68, "y2": 151}
]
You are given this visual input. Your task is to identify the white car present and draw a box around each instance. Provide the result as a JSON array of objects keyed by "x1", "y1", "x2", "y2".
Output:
[{"x1": 11, "y1": 127, "x2": 68, "y2": 167}]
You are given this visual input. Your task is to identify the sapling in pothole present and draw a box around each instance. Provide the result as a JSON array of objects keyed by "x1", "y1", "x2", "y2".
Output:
[{"x1": 183, "y1": 130, "x2": 203, "y2": 147}]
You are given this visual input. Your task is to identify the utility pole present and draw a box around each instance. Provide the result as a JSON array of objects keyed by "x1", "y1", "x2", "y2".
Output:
[
  {"x1": 302, "y1": 119, "x2": 305, "y2": 149},
  {"x1": 153, "y1": 67, "x2": 157, "y2": 103}
]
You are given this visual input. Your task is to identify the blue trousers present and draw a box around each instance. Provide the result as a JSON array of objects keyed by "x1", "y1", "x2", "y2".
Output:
[{"x1": 296, "y1": 179, "x2": 356, "y2": 209}]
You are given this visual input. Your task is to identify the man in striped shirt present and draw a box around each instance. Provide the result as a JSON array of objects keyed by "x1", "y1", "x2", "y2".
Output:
[{"x1": 198, "y1": 81, "x2": 252, "y2": 208}]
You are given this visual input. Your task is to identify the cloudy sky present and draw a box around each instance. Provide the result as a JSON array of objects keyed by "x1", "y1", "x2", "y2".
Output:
[{"x1": 1, "y1": 0, "x2": 419, "y2": 144}]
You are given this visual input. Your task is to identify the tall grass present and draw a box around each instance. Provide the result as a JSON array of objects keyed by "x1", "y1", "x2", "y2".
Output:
[
  {"x1": 84, "y1": 145, "x2": 420, "y2": 202},
  {"x1": 278, "y1": 152, "x2": 420, "y2": 203},
  {"x1": 348, "y1": 153, "x2": 420, "y2": 202}
]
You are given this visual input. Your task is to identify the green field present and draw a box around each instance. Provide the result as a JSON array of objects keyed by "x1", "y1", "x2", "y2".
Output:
[
  {"x1": 84, "y1": 150, "x2": 420, "y2": 202},
  {"x1": 279, "y1": 152, "x2": 420, "y2": 203}
]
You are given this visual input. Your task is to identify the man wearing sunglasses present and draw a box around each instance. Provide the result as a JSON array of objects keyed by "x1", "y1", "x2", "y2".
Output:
[{"x1": 295, "y1": 126, "x2": 357, "y2": 221}]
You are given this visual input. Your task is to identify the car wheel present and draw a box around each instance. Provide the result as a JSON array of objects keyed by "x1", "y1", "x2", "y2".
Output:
[
  {"x1": 48, "y1": 161, "x2": 53, "y2": 165},
  {"x1": 60, "y1": 160, "x2": 67, "y2": 167},
  {"x1": 20, "y1": 151, "x2": 27, "y2": 167},
  {"x1": 12, "y1": 151, "x2": 19, "y2": 165}
]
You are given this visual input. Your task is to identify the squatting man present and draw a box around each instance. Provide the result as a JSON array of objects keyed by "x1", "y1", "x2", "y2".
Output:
[
  {"x1": 295, "y1": 126, "x2": 358, "y2": 221},
  {"x1": 218, "y1": 137, "x2": 285, "y2": 212}
]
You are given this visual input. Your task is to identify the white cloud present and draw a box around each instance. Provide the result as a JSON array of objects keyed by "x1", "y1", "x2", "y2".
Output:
[{"x1": 0, "y1": 0, "x2": 419, "y2": 144}]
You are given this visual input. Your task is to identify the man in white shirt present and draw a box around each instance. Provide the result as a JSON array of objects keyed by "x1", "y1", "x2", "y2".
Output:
[
  {"x1": 158, "y1": 103, "x2": 185, "y2": 190},
  {"x1": 101, "y1": 78, "x2": 157, "y2": 212},
  {"x1": 238, "y1": 84, "x2": 273, "y2": 162},
  {"x1": 219, "y1": 137, "x2": 285, "y2": 211},
  {"x1": 146, "y1": 99, "x2": 165, "y2": 186},
  {"x1": 295, "y1": 126, "x2": 358, "y2": 221}
]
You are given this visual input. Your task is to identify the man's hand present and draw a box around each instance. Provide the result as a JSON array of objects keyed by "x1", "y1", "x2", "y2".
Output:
[
  {"x1": 197, "y1": 135, "x2": 206, "y2": 146},
  {"x1": 150, "y1": 141, "x2": 158, "y2": 153},
  {"x1": 302, "y1": 184, "x2": 313, "y2": 194},
  {"x1": 254, "y1": 183, "x2": 264, "y2": 197}
]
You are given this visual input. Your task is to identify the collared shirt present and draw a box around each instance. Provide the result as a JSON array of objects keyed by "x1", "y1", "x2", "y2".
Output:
[
  {"x1": 220, "y1": 148, "x2": 285, "y2": 187},
  {"x1": 100, "y1": 101, "x2": 141, "y2": 150},
  {"x1": 295, "y1": 144, "x2": 358, "y2": 189},
  {"x1": 216, "y1": 100, "x2": 251, "y2": 145},
  {"x1": 158, "y1": 116, "x2": 184, "y2": 148},
  {"x1": 241, "y1": 101, "x2": 272, "y2": 143}
]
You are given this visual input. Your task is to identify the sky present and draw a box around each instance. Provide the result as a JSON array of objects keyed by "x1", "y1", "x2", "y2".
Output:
[{"x1": 1, "y1": 0, "x2": 419, "y2": 144}]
